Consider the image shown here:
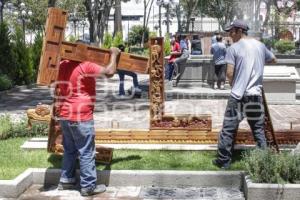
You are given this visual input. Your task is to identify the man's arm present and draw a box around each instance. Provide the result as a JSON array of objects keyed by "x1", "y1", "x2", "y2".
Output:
[
  {"x1": 101, "y1": 47, "x2": 120, "y2": 78},
  {"x1": 226, "y1": 64, "x2": 234, "y2": 86},
  {"x1": 266, "y1": 57, "x2": 277, "y2": 64}
]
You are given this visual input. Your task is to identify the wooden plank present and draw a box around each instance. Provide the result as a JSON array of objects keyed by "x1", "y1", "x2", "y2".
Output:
[{"x1": 61, "y1": 41, "x2": 149, "y2": 74}]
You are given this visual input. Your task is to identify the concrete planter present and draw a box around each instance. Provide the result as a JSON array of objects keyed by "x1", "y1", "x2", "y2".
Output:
[{"x1": 244, "y1": 175, "x2": 300, "y2": 200}]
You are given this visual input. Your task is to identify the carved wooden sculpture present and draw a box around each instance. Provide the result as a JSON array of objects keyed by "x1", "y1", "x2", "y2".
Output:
[{"x1": 37, "y1": 8, "x2": 300, "y2": 155}]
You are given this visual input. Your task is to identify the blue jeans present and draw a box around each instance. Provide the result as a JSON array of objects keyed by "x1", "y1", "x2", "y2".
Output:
[
  {"x1": 165, "y1": 62, "x2": 174, "y2": 81},
  {"x1": 60, "y1": 119, "x2": 97, "y2": 190},
  {"x1": 217, "y1": 96, "x2": 267, "y2": 164},
  {"x1": 117, "y1": 70, "x2": 139, "y2": 95}
]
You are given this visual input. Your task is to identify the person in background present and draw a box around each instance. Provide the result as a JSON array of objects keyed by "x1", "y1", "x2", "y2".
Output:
[
  {"x1": 172, "y1": 34, "x2": 190, "y2": 87},
  {"x1": 57, "y1": 43, "x2": 120, "y2": 196},
  {"x1": 187, "y1": 34, "x2": 192, "y2": 54},
  {"x1": 117, "y1": 44, "x2": 142, "y2": 98},
  {"x1": 211, "y1": 32, "x2": 219, "y2": 45},
  {"x1": 191, "y1": 34, "x2": 202, "y2": 55},
  {"x1": 210, "y1": 35, "x2": 227, "y2": 90},
  {"x1": 213, "y1": 19, "x2": 276, "y2": 169},
  {"x1": 165, "y1": 35, "x2": 181, "y2": 81}
]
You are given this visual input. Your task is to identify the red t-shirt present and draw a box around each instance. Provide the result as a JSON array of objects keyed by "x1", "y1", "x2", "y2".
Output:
[
  {"x1": 168, "y1": 42, "x2": 181, "y2": 63},
  {"x1": 57, "y1": 60, "x2": 101, "y2": 121}
]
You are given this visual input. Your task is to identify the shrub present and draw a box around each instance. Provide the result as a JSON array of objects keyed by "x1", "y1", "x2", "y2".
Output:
[
  {"x1": 128, "y1": 25, "x2": 149, "y2": 46},
  {"x1": 0, "y1": 115, "x2": 13, "y2": 139},
  {"x1": 102, "y1": 32, "x2": 113, "y2": 49},
  {"x1": 0, "y1": 75, "x2": 13, "y2": 91},
  {"x1": 274, "y1": 40, "x2": 295, "y2": 54},
  {"x1": 164, "y1": 33, "x2": 171, "y2": 56},
  {"x1": 68, "y1": 35, "x2": 77, "y2": 42},
  {"x1": 242, "y1": 149, "x2": 300, "y2": 184},
  {"x1": 112, "y1": 31, "x2": 123, "y2": 47},
  {"x1": 0, "y1": 115, "x2": 48, "y2": 140}
]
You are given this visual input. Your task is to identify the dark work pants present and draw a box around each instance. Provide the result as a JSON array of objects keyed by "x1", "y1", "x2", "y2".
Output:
[
  {"x1": 214, "y1": 64, "x2": 226, "y2": 83},
  {"x1": 117, "y1": 70, "x2": 139, "y2": 95},
  {"x1": 217, "y1": 95, "x2": 267, "y2": 164}
]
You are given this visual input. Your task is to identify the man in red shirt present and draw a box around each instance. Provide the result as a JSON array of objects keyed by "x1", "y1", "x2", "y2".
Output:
[
  {"x1": 165, "y1": 35, "x2": 181, "y2": 81},
  {"x1": 56, "y1": 46, "x2": 120, "y2": 196}
]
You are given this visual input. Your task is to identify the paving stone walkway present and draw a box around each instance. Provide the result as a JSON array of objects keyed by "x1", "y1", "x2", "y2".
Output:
[
  {"x1": 15, "y1": 184, "x2": 244, "y2": 200},
  {"x1": 1, "y1": 75, "x2": 300, "y2": 131}
]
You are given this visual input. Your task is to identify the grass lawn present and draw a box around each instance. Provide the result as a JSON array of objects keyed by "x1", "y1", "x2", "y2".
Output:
[{"x1": 0, "y1": 137, "x2": 245, "y2": 180}]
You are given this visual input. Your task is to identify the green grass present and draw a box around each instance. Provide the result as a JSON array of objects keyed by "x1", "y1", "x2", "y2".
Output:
[{"x1": 0, "y1": 137, "x2": 245, "y2": 180}]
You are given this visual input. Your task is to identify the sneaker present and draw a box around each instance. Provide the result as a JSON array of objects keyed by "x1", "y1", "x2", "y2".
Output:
[
  {"x1": 133, "y1": 87, "x2": 142, "y2": 93},
  {"x1": 212, "y1": 159, "x2": 230, "y2": 169},
  {"x1": 81, "y1": 184, "x2": 106, "y2": 196},
  {"x1": 220, "y1": 84, "x2": 225, "y2": 90},
  {"x1": 213, "y1": 82, "x2": 218, "y2": 89},
  {"x1": 57, "y1": 182, "x2": 77, "y2": 190}
]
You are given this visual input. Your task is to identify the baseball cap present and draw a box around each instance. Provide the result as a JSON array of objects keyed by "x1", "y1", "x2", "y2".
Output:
[{"x1": 224, "y1": 19, "x2": 249, "y2": 32}]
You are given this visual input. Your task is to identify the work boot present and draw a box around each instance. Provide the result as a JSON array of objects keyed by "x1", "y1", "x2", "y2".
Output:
[{"x1": 81, "y1": 184, "x2": 106, "y2": 196}]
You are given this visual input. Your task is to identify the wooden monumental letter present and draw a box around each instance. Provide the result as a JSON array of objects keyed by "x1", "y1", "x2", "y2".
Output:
[
  {"x1": 37, "y1": 8, "x2": 148, "y2": 86},
  {"x1": 38, "y1": 8, "x2": 283, "y2": 156}
]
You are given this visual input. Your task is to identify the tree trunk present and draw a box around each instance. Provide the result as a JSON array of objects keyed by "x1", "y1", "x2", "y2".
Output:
[
  {"x1": 84, "y1": 0, "x2": 113, "y2": 45},
  {"x1": 158, "y1": 5, "x2": 162, "y2": 37},
  {"x1": 48, "y1": 0, "x2": 56, "y2": 7},
  {"x1": 176, "y1": 5, "x2": 182, "y2": 32},
  {"x1": 114, "y1": 0, "x2": 122, "y2": 37}
]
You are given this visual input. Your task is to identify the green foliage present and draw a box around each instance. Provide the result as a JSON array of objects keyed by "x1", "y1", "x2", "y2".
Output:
[
  {"x1": 68, "y1": 35, "x2": 77, "y2": 43},
  {"x1": 0, "y1": 75, "x2": 13, "y2": 91},
  {"x1": 11, "y1": 26, "x2": 34, "y2": 85},
  {"x1": 164, "y1": 34, "x2": 171, "y2": 55},
  {"x1": 149, "y1": 31, "x2": 157, "y2": 38},
  {"x1": 0, "y1": 22, "x2": 15, "y2": 81},
  {"x1": 102, "y1": 32, "x2": 113, "y2": 49},
  {"x1": 112, "y1": 31, "x2": 123, "y2": 47},
  {"x1": 275, "y1": 40, "x2": 295, "y2": 54},
  {"x1": 30, "y1": 32, "x2": 43, "y2": 81},
  {"x1": 261, "y1": 38, "x2": 276, "y2": 49},
  {"x1": 0, "y1": 115, "x2": 48, "y2": 140},
  {"x1": 242, "y1": 149, "x2": 300, "y2": 183},
  {"x1": 128, "y1": 25, "x2": 149, "y2": 46}
]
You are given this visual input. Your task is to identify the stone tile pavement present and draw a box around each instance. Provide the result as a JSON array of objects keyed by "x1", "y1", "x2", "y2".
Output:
[
  {"x1": 0, "y1": 74, "x2": 300, "y2": 131},
  {"x1": 14, "y1": 184, "x2": 244, "y2": 200}
]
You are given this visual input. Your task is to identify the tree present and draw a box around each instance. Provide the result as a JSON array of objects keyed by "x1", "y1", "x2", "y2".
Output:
[
  {"x1": 128, "y1": 25, "x2": 149, "y2": 46},
  {"x1": 141, "y1": 0, "x2": 154, "y2": 46},
  {"x1": 0, "y1": 0, "x2": 9, "y2": 23},
  {"x1": 30, "y1": 32, "x2": 43, "y2": 80},
  {"x1": 181, "y1": 0, "x2": 200, "y2": 32},
  {"x1": 84, "y1": 0, "x2": 114, "y2": 44},
  {"x1": 199, "y1": 0, "x2": 240, "y2": 30},
  {"x1": 48, "y1": 0, "x2": 57, "y2": 7},
  {"x1": 114, "y1": 0, "x2": 122, "y2": 37},
  {"x1": 11, "y1": 26, "x2": 33, "y2": 85},
  {"x1": 0, "y1": 22, "x2": 15, "y2": 80}
]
